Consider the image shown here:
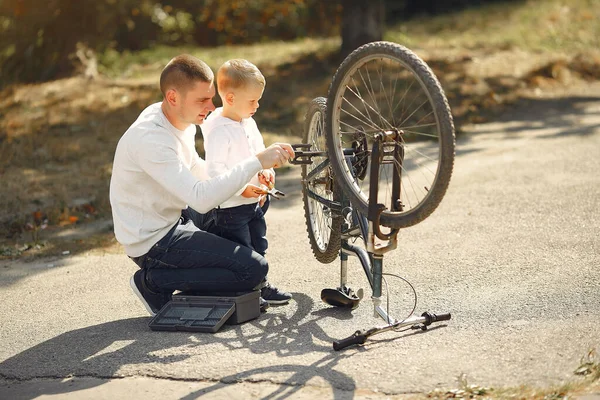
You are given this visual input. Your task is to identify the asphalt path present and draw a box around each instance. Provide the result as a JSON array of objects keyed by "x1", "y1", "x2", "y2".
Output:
[{"x1": 1, "y1": 92, "x2": 599, "y2": 399}]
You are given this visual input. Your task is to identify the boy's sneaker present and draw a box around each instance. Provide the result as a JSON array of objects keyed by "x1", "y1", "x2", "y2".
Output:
[
  {"x1": 130, "y1": 269, "x2": 171, "y2": 316},
  {"x1": 260, "y1": 282, "x2": 292, "y2": 305}
]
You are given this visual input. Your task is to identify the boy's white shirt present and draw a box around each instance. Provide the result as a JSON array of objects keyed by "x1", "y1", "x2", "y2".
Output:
[
  {"x1": 202, "y1": 107, "x2": 274, "y2": 209},
  {"x1": 109, "y1": 102, "x2": 262, "y2": 257}
]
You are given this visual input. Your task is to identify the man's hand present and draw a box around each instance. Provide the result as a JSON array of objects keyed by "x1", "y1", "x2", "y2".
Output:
[
  {"x1": 256, "y1": 143, "x2": 295, "y2": 169},
  {"x1": 258, "y1": 169, "x2": 275, "y2": 189},
  {"x1": 241, "y1": 184, "x2": 268, "y2": 198}
]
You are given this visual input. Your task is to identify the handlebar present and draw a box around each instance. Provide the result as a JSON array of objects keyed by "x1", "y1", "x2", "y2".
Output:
[
  {"x1": 333, "y1": 311, "x2": 451, "y2": 351},
  {"x1": 289, "y1": 144, "x2": 326, "y2": 165},
  {"x1": 333, "y1": 330, "x2": 367, "y2": 351},
  {"x1": 422, "y1": 311, "x2": 451, "y2": 325}
]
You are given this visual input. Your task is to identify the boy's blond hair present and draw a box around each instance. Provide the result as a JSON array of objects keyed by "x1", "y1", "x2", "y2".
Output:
[{"x1": 217, "y1": 59, "x2": 265, "y2": 94}]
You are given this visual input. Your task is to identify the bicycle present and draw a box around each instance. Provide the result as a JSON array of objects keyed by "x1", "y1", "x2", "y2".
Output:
[{"x1": 289, "y1": 41, "x2": 456, "y2": 351}]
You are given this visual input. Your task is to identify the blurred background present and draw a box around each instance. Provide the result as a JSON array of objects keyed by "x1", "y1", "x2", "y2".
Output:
[
  {"x1": 1, "y1": 0, "x2": 536, "y2": 84},
  {"x1": 0, "y1": 0, "x2": 599, "y2": 258}
]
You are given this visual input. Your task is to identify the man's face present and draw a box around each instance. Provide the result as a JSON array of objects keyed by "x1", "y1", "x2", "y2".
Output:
[
  {"x1": 231, "y1": 84, "x2": 264, "y2": 120},
  {"x1": 179, "y1": 80, "x2": 216, "y2": 125}
]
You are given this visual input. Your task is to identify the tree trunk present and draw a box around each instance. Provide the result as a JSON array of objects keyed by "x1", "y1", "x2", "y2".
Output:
[{"x1": 340, "y1": 0, "x2": 385, "y2": 57}]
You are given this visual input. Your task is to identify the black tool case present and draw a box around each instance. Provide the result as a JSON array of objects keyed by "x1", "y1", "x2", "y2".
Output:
[{"x1": 148, "y1": 290, "x2": 260, "y2": 332}]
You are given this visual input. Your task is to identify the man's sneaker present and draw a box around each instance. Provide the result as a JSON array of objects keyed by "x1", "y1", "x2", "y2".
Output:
[
  {"x1": 130, "y1": 269, "x2": 171, "y2": 316},
  {"x1": 259, "y1": 297, "x2": 269, "y2": 312},
  {"x1": 260, "y1": 282, "x2": 292, "y2": 305}
]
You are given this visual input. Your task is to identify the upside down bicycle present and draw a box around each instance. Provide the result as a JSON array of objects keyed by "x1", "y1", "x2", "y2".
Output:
[{"x1": 290, "y1": 41, "x2": 456, "y2": 350}]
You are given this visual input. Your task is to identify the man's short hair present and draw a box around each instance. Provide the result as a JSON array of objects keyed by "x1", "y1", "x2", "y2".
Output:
[
  {"x1": 160, "y1": 54, "x2": 214, "y2": 96},
  {"x1": 217, "y1": 59, "x2": 265, "y2": 94}
]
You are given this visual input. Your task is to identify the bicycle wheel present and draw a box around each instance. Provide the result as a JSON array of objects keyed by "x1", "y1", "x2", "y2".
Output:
[
  {"x1": 301, "y1": 97, "x2": 342, "y2": 264},
  {"x1": 325, "y1": 41, "x2": 455, "y2": 229}
]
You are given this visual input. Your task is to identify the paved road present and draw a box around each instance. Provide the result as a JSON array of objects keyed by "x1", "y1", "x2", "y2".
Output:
[{"x1": 1, "y1": 93, "x2": 599, "y2": 399}]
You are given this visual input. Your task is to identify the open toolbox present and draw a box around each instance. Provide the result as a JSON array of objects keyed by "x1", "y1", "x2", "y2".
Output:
[{"x1": 148, "y1": 290, "x2": 261, "y2": 333}]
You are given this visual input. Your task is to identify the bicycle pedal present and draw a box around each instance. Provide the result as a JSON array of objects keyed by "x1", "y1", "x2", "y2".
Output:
[{"x1": 321, "y1": 288, "x2": 361, "y2": 309}]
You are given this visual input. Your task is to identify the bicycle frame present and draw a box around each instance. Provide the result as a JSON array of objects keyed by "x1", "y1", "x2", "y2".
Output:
[{"x1": 295, "y1": 134, "x2": 403, "y2": 323}]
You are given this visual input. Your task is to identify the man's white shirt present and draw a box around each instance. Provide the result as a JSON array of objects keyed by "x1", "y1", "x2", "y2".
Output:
[{"x1": 109, "y1": 102, "x2": 262, "y2": 257}]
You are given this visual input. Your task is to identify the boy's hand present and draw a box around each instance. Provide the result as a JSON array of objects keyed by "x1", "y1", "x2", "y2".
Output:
[
  {"x1": 256, "y1": 143, "x2": 294, "y2": 169},
  {"x1": 258, "y1": 170, "x2": 275, "y2": 189},
  {"x1": 241, "y1": 184, "x2": 268, "y2": 198}
]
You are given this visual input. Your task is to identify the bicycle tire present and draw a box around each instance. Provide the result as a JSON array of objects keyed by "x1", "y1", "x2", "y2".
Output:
[
  {"x1": 301, "y1": 97, "x2": 342, "y2": 264},
  {"x1": 325, "y1": 41, "x2": 455, "y2": 229}
]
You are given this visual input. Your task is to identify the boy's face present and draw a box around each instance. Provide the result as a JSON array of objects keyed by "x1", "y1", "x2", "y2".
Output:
[{"x1": 228, "y1": 84, "x2": 264, "y2": 120}]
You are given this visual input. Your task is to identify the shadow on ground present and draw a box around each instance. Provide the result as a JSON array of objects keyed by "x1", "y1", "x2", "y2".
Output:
[
  {"x1": 467, "y1": 96, "x2": 600, "y2": 139},
  {"x1": 0, "y1": 292, "x2": 442, "y2": 399},
  {"x1": 0, "y1": 293, "x2": 442, "y2": 399}
]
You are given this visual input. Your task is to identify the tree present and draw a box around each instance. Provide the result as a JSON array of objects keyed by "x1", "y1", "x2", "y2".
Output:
[
  {"x1": 0, "y1": 0, "x2": 155, "y2": 85},
  {"x1": 340, "y1": 0, "x2": 385, "y2": 57}
]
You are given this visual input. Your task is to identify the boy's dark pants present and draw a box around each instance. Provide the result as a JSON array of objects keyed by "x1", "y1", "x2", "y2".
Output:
[
  {"x1": 208, "y1": 198, "x2": 270, "y2": 257},
  {"x1": 131, "y1": 207, "x2": 268, "y2": 294}
]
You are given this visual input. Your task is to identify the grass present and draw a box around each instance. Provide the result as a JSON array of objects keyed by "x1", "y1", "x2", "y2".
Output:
[
  {"x1": 98, "y1": 37, "x2": 341, "y2": 79},
  {"x1": 1, "y1": 0, "x2": 600, "y2": 261},
  {"x1": 386, "y1": 0, "x2": 600, "y2": 54}
]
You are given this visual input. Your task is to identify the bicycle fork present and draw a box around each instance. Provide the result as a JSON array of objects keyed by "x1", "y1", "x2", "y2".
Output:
[{"x1": 367, "y1": 132, "x2": 402, "y2": 321}]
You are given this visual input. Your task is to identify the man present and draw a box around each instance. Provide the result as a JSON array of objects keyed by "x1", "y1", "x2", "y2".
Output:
[{"x1": 109, "y1": 54, "x2": 294, "y2": 316}]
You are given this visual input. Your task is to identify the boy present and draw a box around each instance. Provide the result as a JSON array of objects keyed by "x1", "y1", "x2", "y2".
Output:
[{"x1": 202, "y1": 59, "x2": 292, "y2": 305}]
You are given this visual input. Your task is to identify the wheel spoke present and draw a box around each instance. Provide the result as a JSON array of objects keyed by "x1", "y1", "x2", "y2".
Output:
[
  {"x1": 340, "y1": 103, "x2": 382, "y2": 133},
  {"x1": 342, "y1": 86, "x2": 387, "y2": 131},
  {"x1": 392, "y1": 156, "x2": 428, "y2": 202},
  {"x1": 381, "y1": 61, "x2": 398, "y2": 126},
  {"x1": 391, "y1": 79, "x2": 415, "y2": 118},
  {"x1": 358, "y1": 66, "x2": 396, "y2": 131},
  {"x1": 399, "y1": 98, "x2": 430, "y2": 128},
  {"x1": 401, "y1": 129, "x2": 440, "y2": 139}
]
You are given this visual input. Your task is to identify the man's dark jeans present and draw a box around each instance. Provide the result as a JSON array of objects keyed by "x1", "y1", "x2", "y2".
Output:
[
  {"x1": 208, "y1": 197, "x2": 269, "y2": 256},
  {"x1": 130, "y1": 207, "x2": 268, "y2": 294}
]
